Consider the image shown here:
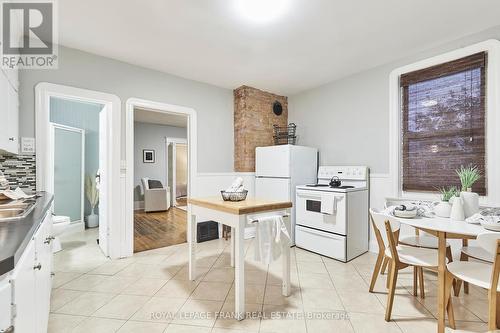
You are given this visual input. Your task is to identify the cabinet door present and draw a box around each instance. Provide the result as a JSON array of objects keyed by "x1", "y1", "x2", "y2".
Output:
[
  {"x1": 34, "y1": 213, "x2": 53, "y2": 333},
  {"x1": 11, "y1": 240, "x2": 36, "y2": 333},
  {"x1": 6, "y1": 83, "x2": 18, "y2": 154},
  {"x1": 0, "y1": 72, "x2": 9, "y2": 152}
]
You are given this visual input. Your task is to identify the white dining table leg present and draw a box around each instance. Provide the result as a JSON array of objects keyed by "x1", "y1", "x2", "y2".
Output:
[
  {"x1": 282, "y1": 239, "x2": 291, "y2": 296},
  {"x1": 230, "y1": 226, "x2": 235, "y2": 267},
  {"x1": 234, "y1": 216, "x2": 246, "y2": 320},
  {"x1": 188, "y1": 209, "x2": 197, "y2": 281}
]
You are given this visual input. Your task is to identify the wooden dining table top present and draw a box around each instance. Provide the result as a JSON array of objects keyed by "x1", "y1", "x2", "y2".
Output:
[{"x1": 187, "y1": 197, "x2": 292, "y2": 215}]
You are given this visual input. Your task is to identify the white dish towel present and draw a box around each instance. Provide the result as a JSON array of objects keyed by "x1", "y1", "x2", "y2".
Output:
[{"x1": 252, "y1": 215, "x2": 290, "y2": 264}]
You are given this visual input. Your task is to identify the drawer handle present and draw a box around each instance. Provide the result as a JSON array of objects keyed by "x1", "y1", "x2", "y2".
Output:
[
  {"x1": 8, "y1": 137, "x2": 14, "y2": 141},
  {"x1": 44, "y1": 236, "x2": 55, "y2": 244},
  {"x1": 33, "y1": 263, "x2": 42, "y2": 270},
  {"x1": 0, "y1": 325, "x2": 14, "y2": 333}
]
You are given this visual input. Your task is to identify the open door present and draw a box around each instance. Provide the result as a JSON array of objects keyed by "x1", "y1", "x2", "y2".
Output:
[{"x1": 98, "y1": 109, "x2": 109, "y2": 256}]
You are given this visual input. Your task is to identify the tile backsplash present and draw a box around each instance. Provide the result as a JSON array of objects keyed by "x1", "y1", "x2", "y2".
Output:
[{"x1": 0, "y1": 154, "x2": 36, "y2": 194}]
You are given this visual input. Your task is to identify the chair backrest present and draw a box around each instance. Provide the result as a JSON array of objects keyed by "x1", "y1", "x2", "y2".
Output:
[
  {"x1": 477, "y1": 232, "x2": 500, "y2": 256},
  {"x1": 477, "y1": 232, "x2": 500, "y2": 292},
  {"x1": 369, "y1": 208, "x2": 401, "y2": 248}
]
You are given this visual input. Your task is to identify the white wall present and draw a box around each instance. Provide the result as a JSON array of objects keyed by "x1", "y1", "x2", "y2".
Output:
[
  {"x1": 289, "y1": 25, "x2": 500, "y2": 252},
  {"x1": 133, "y1": 122, "x2": 187, "y2": 202},
  {"x1": 19, "y1": 45, "x2": 234, "y2": 173}
]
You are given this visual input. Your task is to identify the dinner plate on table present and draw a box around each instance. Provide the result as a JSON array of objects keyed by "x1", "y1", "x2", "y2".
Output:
[{"x1": 480, "y1": 221, "x2": 500, "y2": 232}]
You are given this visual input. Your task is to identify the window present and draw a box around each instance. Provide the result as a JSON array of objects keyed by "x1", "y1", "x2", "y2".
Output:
[{"x1": 400, "y1": 52, "x2": 487, "y2": 195}]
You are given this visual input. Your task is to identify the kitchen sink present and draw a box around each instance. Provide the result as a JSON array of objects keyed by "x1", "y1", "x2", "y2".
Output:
[{"x1": 0, "y1": 201, "x2": 36, "y2": 221}]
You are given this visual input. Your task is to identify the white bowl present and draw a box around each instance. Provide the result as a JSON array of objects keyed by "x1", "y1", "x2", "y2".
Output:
[{"x1": 393, "y1": 209, "x2": 417, "y2": 219}]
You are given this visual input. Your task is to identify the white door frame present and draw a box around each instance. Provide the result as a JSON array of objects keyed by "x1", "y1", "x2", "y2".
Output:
[
  {"x1": 35, "y1": 82, "x2": 122, "y2": 259},
  {"x1": 49, "y1": 123, "x2": 85, "y2": 225},
  {"x1": 126, "y1": 98, "x2": 197, "y2": 256},
  {"x1": 166, "y1": 137, "x2": 188, "y2": 207}
]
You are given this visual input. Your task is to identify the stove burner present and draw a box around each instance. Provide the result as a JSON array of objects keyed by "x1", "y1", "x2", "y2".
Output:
[{"x1": 305, "y1": 184, "x2": 355, "y2": 189}]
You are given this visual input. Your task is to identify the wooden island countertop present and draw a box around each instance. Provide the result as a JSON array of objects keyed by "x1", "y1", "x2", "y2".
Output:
[{"x1": 187, "y1": 197, "x2": 292, "y2": 215}]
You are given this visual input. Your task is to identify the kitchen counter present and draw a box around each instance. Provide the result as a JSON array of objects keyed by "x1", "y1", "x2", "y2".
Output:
[{"x1": 0, "y1": 192, "x2": 53, "y2": 276}]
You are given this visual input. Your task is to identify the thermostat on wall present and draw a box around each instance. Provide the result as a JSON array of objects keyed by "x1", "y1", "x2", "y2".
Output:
[{"x1": 21, "y1": 137, "x2": 35, "y2": 154}]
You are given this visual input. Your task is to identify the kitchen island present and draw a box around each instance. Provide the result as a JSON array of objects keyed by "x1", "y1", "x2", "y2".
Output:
[{"x1": 187, "y1": 197, "x2": 292, "y2": 321}]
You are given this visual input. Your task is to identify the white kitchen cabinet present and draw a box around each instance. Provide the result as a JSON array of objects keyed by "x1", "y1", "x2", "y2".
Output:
[
  {"x1": 10, "y1": 240, "x2": 36, "y2": 333},
  {"x1": 34, "y1": 214, "x2": 53, "y2": 332},
  {"x1": 0, "y1": 68, "x2": 19, "y2": 154},
  {"x1": 11, "y1": 212, "x2": 53, "y2": 333}
]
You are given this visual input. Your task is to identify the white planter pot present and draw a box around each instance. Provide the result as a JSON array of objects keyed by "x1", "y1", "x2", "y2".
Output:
[
  {"x1": 86, "y1": 214, "x2": 99, "y2": 228},
  {"x1": 450, "y1": 196, "x2": 465, "y2": 221},
  {"x1": 460, "y1": 191, "x2": 479, "y2": 218},
  {"x1": 434, "y1": 201, "x2": 452, "y2": 218}
]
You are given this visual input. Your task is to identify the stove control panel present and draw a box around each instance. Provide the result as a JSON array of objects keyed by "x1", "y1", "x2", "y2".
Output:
[{"x1": 317, "y1": 166, "x2": 368, "y2": 181}]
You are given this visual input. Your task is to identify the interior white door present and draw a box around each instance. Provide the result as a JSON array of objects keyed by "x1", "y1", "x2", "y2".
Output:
[
  {"x1": 98, "y1": 110, "x2": 108, "y2": 256},
  {"x1": 255, "y1": 177, "x2": 291, "y2": 201}
]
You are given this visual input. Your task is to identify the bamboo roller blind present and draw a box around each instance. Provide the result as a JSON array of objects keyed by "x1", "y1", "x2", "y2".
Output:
[{"x1": 400, "y1": 52, "x2": 487, "y2": 195}]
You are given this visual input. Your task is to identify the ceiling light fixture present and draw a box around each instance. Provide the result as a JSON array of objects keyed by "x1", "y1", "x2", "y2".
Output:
[{"x1": 234, "y1": 0, "x2": 289, "y2": 24}]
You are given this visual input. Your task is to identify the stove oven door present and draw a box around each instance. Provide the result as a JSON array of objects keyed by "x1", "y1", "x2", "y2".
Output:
[{"x1": 296, "y1": 189, "x2": 346, "y2": 235}]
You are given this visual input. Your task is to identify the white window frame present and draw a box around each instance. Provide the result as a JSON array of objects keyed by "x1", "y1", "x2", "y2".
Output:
[{"x1": 389, "y1": 39, "x2": 500, "y2": 206}]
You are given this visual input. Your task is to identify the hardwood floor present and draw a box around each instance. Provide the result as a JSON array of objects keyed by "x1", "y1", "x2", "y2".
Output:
[
  {"x1": 176, "y1": 197, "x2": 187, "y2": 206},
  {"x1": 134, "y1": 207, "x2": 187, "y2": 253}
]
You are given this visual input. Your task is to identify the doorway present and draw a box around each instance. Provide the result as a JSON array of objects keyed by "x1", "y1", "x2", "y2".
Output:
[
  {"x1": 126, "y1": 98, "x2": 197, "y2": 255},
  {"x1": 167, "y1": 138, "x2": 188, "y2": 209},
  {"x1": 132, "y1": 108, "x2": 188, "y2": 252},
  {"x1": 35, "y1": 83, "x2": 122, "y2": 258}
]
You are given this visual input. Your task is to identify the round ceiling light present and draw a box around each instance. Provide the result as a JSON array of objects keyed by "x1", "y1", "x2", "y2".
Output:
[{"x1": 234, "y1": 0, "x2": 289, "y2": 24}]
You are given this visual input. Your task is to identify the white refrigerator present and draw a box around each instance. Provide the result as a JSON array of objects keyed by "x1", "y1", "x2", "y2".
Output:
[{"x1": 255, "y1": 145, "x2": 318, "y2": 245}]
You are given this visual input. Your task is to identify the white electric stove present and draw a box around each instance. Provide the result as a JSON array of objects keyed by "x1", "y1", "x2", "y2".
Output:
[{"x1": 295, "y1": 166, "x2": 369, "y2": 262}]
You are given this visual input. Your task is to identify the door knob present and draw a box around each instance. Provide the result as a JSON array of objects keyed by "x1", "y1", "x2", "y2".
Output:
[
  {"x1": 33, "y1": 263, "x2": 42, "y2": 270},
  {"x1": 44, "y1": 236, "x2": 55, "y2": 244},
  {"x1": 0, "y1": 325, "x2": 14, "y2": 333}
]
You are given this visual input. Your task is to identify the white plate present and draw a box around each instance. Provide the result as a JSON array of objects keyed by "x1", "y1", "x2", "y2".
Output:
[{"x1": 480, "y1": 221, "x2": 500, "y2": 232}]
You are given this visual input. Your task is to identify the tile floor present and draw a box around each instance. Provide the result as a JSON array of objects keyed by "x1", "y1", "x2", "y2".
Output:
[{"x1": 49, "y1": 229, "x2": 490, "y2": 333}]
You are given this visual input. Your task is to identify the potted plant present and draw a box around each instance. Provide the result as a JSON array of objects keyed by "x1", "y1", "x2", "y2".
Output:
[
  {"x1": 434, "y1": 186, "x2": 458, "y2": 218},
  {"x1": 456, "y1": 165, "x2": 481, "y2": 218},
  {"x1": 85, "y1": 173, "x2": 99, "y2": 228}
]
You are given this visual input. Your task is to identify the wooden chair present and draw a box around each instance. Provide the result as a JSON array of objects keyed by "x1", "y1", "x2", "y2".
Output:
[
  {"x1": 369, "y1": 208, "x2": 455, "y2": 325},
  {"x1": 383, "y1": 199, "x2": 454, "y2": 296},
  {"x1": 454, "y1": 238, "x2": 494, "y2": 296},
  {"x1": 447, "y1": 233, "x2": 500, "y2": 331},
  {"x1": 369, "y1": 208, "x2": 438, "y2": 298}
]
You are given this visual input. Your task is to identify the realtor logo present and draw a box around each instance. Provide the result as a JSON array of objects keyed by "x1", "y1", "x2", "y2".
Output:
[{"x1": 1, "y1": 0, "x2": 58, "y2": 69}]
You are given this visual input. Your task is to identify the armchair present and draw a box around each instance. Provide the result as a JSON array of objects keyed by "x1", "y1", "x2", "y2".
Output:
[{"x1": 141, "y1": 178, "x2": 171, "y2": 212}]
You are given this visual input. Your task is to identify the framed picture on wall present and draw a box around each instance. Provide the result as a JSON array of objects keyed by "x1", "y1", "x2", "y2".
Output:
[{"x1": 143, "y1": 149, "x2": 155, "y2": 163}]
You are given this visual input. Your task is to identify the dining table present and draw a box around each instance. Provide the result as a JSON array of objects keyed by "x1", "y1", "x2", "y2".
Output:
[
  {"x1": 394, "y1": 215, "x2": 486, "y2": 333},
  {"x1": 187, "y1": 197, "x2": 292, "y2": 320}
]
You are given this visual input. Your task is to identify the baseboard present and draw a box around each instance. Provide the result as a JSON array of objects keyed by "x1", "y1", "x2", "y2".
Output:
[{"x1": 66, "y1": 220, "x2": 85, "y2": 234}]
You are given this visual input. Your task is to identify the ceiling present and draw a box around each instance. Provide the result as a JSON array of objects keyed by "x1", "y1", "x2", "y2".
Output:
[
  {"x1": 59, "y1": 0, "x2": 500, "y2": 95},
  {"x1": 134, "y1": 108, "x2": 187, "y2": 128}
]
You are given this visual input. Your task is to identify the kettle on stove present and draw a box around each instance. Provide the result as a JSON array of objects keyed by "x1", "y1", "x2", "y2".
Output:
[{"x1": 329, "y1": 176, "x2": 341, "y2": 188}]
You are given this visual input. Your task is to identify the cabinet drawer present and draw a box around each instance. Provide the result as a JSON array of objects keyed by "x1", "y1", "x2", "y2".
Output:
[{"x1": 295, "y1": 226, "x2": 346, "y2": 262}]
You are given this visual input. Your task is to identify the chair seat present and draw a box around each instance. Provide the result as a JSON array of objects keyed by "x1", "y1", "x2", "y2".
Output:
[
  {"x1": 385, "y1": 245, "x2": 440, "y2": 267},
  {"x1": 399, "y1": 235, "x2": 449, "y2": 249},
  {"x1": 461, "y1": 246, "x2": 494, "y2": 263},
  {"x1": 448, "y1": 261, "x2": 498, "y2": 291}
]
